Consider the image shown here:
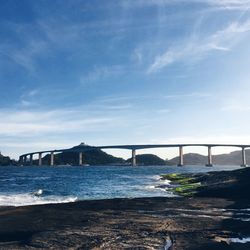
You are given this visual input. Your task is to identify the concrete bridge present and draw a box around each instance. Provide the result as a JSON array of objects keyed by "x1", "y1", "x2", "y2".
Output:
[{"x1": 19, "y1": 143, "x2": 250, "y2": 167}]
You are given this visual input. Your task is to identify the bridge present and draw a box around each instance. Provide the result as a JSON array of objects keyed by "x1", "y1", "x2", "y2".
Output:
[{"x1": 18, "y1": 143, "x2": 250, "y2": 167}]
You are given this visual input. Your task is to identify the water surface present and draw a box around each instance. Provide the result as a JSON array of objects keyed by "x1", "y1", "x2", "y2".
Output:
[{"x1": 0, "y1": 165, "x2": 241, "y2": 206}]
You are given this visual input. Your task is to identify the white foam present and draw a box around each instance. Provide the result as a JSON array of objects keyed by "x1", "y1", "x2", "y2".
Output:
[
  {"x1": 162, "y1": 179, "x2": 171, "y2": 185},
  {"x1": 0, "y1": 193, "x2": 78, "y2": 207},
  {"x1": 151, "y1": 175, "x2": 161, "y2": 180},
  {"x1": 33, "y1": 189, "x2": 43, "y2": 196},
  {"x1": 230, "y1": 237, "x2": 250, "y2": 243},
  {"x1": 144, "y1": 185, "x2": 156, "y2": 190},
  {"x1": 164, "y1": 239, "x2": 172, "y2": 250}
]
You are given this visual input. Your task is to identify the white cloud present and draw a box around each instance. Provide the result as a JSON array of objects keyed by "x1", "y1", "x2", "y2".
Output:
[
  {"x1": 221, "y1": 104, "x2": 250, "y2": 112},
  {"x1": 156, "y1": 108, "x2": 170, "y2": 114},
  {"x1": 131, "y1": 49, "x2": 143, "y2": 64},
  {"x1": 0, "y1": 109, "x2": 116, "y2": 137},
  {"x1": 148, "y1": 19, "x2": 250, "y2": 72},
  {"x1": 165, "y1": 93, "x2": 211, "y2": 99},
  {"x1": 19, "y1": 89, "x2": 40, "y2": 107},
  {"x1": 80, "y1": 65, "x2": 124, "y2": 85},
  {"x1": 0, "y1": 39, "x2": 48, "y2": 73},
  {"x1": 20, "y1": 100, "x2": 33, "y2": 107},
  {"x1": 123, "y1": 0, "x2": 250, "y2": 10},
  {"x1": 220, "y1": 95, "x2": 250, "y2": 112},
  {"x1": 27, "y1": 89, "x2": 39, "y2": 97},
  {"x1": 202, "y1": 0, "x2": 250, "y2": 9}
]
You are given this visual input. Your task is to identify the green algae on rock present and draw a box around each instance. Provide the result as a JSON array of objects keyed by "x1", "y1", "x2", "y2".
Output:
[
  {"x1": 161, "y1": 173, "x2": 201, "y2": 196},
  {"x1": 174, "y1": 183, "x2": 201, "y2": 196}
]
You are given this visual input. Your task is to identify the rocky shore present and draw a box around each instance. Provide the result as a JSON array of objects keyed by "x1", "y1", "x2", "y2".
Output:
[{"x1": 0, "y1": 168, "x2": 250, "y2": 249}]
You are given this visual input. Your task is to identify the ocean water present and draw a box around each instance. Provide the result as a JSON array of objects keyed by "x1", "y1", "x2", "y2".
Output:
[{"x1": 0, "y1": 165, "x2": 241, "y2": 206}]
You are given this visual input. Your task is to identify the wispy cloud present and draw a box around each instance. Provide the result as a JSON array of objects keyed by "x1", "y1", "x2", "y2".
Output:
[
  {"x1": 156, "y1": 108, "x2": 171, "y2": 114},
  {"x1": 221, "y1": 104, "x2": 250, "y2": 112},
  {"x1": 148, "y1": 19, "x2": 250, "y2": 72},
  {"x1": 123, "y1": 0, "x2": 250, "y2": 10},
  {"x1": 0, "y1": 37, "x2": 48, "y2": 73},
  {"x1": 200, "y1": 0, "x2": 250, "y2": 10},
  {"x1": 164, "y1": 92, "x2": 211, "y2": 99},
  {"x1": 19, "y1": 89, "x2": 40, "y2": 107},
  {"x1": 131, "y1": 48, "x2": 143, "y2": 65},
  {"x1": 0, "y1": 108, "x2": 116, "y2": 137},
  {"x1": 80, "y1": 65, "x2": 124, "y2": 85}
]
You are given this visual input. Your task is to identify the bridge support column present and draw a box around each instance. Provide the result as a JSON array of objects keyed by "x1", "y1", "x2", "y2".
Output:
[
  {"x1": 50, "y1": 152, "x2": 54, "y2": 166},
  {"x1": 38, "y1": 153, "x2": 42, "y2": 166},
  {"x1": 206, "y1": 146, "x2": 213, "y2": 167},
  {"x1": 19, "y1": 156, "x2": 23, "y2": 166},
  {"x1": 79, "y1": 152, "x2": 83, "y2": 165},
  {"x1": 30, "y1": 154, "x2": 33, "y2": 166},
  {"x1": 178, "y1": 146, "x2": 184, "y2": 166},
  {"x1": 241, "y1": 147, "x2": 247, "y2": 167},
  {"x1": 132, "y1": 149, "x2": 136, "y2": 167},
  {"x1": 23, "y1": 155, "x2": 27, "y2": 165}
]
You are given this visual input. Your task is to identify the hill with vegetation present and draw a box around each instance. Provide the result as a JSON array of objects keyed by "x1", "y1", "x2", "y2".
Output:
[
  {"x1": 39, "y1": 149, "x2": 125, "y2": 166},
  {"x1": 169, "y1": 149, "x2": 250, "y2": 165},
  {"x1": 0, "y1": 152, "x2": 16, "y2": 166},
  {"x1": 169, "y1": 153, "x2": 207, "y2": 165},
  {"x1": 126, "y1": 154, "x2": 169, "y2": 166}
]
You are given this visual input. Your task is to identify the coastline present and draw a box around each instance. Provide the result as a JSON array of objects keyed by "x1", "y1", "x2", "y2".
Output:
[
  {"x1": 0, "y1": 197, "x2": 243, "y2": 249},
  {"x1": 0, "y1": 168, "x2": 250, "y2": 249}
]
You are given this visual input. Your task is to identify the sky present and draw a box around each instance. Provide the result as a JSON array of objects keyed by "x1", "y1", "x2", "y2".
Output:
[{"x1": 1, "y1": 0, "x2": 250, "y2": 160}]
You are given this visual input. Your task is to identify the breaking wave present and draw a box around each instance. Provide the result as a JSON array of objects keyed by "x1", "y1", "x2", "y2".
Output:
[
  {"x1": 0, "y1": 190, "x2": 77, "y2": 207},
  {"x1": 143, "y1": 175, "x2": 175, "y2": 195}
]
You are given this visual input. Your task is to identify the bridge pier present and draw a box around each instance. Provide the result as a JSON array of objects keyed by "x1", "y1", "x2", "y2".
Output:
[
  {"x1": 50, "y1": 152, "x2": 54, "y2": 166},
  {"x1": 38, "y1": 153, "x2": 42, "y2": 166},
  {"x1": 178, "y1": 146, "x2": 184, "y2": 166},
  {"x1": 18, "y1": 156, "x2": 23, "y2": 166},
  {"x1": 241, "y1": 147, "x2": 247, "y2": 167},
  {"x1": 30, "y1": 154, "x2": 33, "y2": 166},
  {"x1": 132, "y1": 149, "x2": 136, "y2": 167},
  {"x1": 206, "y1": 146, "x2": 213, "y2": 167},
  {"x1": 23, "y1": 155, "x2": 27, "y2": 165},
  {"x1": 79, "y1": 152, "x2": 83, "y2": 165}
]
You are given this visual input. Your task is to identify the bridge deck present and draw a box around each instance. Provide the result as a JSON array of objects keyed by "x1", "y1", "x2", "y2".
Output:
[{"x1": 19, "y1": 143, "x2": 250, "y2": 157}]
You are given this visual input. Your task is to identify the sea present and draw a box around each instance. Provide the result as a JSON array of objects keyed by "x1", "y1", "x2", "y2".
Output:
[{"x1": 0, "y1": 165, "x2": 241, "y2": 207}]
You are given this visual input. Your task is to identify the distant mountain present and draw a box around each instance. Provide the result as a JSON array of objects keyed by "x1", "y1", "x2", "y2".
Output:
[
  {"x1": 38, "y1": 148, "x2": 125, "y2": 166},
  {"x1": 126, "y1": 154, "x2": 168, "y2": 166},
  {"x1": 168, "y1": 149, "x2": 250, "y2": 165},
  {"x1": 169, "y1": 153, "x2": 207, "y2": 165},
  {"x1": 213, "y1": 150, "x2": 248, "y2": 165}
]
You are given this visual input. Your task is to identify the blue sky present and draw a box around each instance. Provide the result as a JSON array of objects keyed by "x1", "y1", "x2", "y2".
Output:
[{"x1": 1, "y1": 0, "x2": 250, "y2": 159}]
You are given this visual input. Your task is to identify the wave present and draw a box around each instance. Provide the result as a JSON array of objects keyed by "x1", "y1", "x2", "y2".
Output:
[
  {"x1": 230, "y1": 237, "x2": 250, "y2": 243},
  {"x1": 0, "y1": 191, "x2": 78, "y2": 207},
  {"x1": 150, "y1": 175, "x2": 162, "y2": 180},
  {"x1": 144, "y1": 185, "x2": 156, "y2": 190},
  {"x1": 143, "y1": 175, "x2": 173, "y2": 192},
  {"x1": 150, "y1": 175, "x2": 171, "y2": 184}
]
